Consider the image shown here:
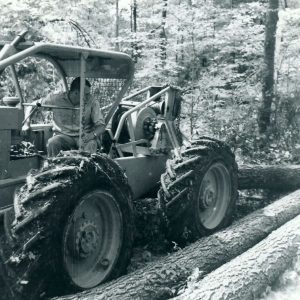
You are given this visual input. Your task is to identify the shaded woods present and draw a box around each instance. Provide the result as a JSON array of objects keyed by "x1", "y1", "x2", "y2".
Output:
[
  {"x1": 1, "y1": 1, "x2": 300, "y2": 300},
  {"x1": 1, "y1": 0, "x2": 300, "y2": 165}
]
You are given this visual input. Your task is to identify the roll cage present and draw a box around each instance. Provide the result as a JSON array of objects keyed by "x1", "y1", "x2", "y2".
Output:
[
  {"x1": 0, "y1": 35, "x2": 134, "y2": 149},
  {"x1": 0, "y1": 33, "x2": 182, "y2": 158}
]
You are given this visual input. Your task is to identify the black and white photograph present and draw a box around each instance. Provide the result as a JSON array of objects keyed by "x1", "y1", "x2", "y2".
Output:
[{"x1": 0, "y1": 0, "x2": 300, "y2": 299}]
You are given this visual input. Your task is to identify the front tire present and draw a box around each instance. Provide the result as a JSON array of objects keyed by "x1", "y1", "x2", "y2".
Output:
[{"x1": 159, "y1": 137, "x2": 238, "y2": 241}]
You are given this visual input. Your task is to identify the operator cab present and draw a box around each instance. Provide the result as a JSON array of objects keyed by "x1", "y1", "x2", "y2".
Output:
[
  {"x1": 0, "y1": 36, "x2": 134, "y2": 208},
  {"x1": 0, "y1": 39, "x2": 135, "y2": 155}
]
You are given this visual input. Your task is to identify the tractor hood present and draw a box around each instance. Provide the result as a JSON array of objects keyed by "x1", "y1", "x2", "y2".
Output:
[{"x1": 0, "y1": 41, "x2": 134, "y2": 80}]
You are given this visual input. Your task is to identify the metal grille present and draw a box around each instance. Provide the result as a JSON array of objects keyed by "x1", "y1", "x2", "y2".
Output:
[
  {"x1": 66, "y1": 77, "x2": 127, "y2": 117},
  {"x1": 88, "y1": 78, "x2": 127, "y2": 116}
]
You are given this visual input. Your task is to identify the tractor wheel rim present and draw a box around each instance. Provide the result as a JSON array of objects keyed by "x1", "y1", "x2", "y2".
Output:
[
  {"x1": 63, "y1": 190, "x2": 122, "y2": 289},
  {"x1": 197, "y1": 162, "x2": 231, "y2": 229}
]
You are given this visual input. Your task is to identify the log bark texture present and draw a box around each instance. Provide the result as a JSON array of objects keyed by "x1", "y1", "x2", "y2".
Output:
[
  {"x1": 174, "y1": 214, "x2": 300, "y2": 300},
  {"x1": 54, "y1": 189, "x2": 300, "y2": 300},
  {"x1": 238, "y1": 164, "x2": 300, "y2": 190}
]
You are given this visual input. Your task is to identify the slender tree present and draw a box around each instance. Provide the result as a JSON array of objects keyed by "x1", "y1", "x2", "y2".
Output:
[
  {"x1": 133, "y1": 0, "x2": 137, "y2": 33},
  {"x1": 159, "y1": 0, "x2": 168, "y2": 65},
  {"x1": 131, "y1": 0, "x2": 138, "y2": 62},
  {"x1": 115, "y1": 0, "x2": 120, "y2": 51},
  {"x1": 258, "y1": 0, "x2": 279, "y2": 133}
]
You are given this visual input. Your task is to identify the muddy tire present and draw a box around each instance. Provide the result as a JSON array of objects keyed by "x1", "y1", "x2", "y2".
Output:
[
  {"x1": 159, "y1": 137, "x2": 238, "y2": 242},
  {"x1": 2, "y1": 151, "x2": 134, "y2": 299}
]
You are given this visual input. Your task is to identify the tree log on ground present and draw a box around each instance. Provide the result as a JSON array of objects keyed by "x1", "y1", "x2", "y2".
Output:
[
  {"x1": 238, "y1": 164, "x2": 300, "y2": 190},
  {"x1": 174, "y1": 214, "x2": 300, "y2": 300},
  {"x1": 54, "y1": 189, "x2": 300, "y2": 300}
]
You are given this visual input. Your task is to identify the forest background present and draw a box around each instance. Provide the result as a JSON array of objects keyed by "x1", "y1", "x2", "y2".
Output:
[{"x1": 0, "y1": 0, "x2": 300, "y2": 165}]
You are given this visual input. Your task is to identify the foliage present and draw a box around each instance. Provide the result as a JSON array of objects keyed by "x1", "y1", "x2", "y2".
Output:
[{"x1": 1, "y1": 0, "x2": 300, "y2": 164}]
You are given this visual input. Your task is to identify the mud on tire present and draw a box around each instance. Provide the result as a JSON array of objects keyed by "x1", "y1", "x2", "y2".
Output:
[
  {"x1": 2, "y1": 151, "x2": 134, "y2": 299},
  {"x1": 159, "y1": 137, "x2": 238, "y2": 242}
]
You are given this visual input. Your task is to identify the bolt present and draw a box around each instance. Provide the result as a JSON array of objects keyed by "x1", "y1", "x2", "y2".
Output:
[
  {"x1": 205, "y1": 190, "x2": 216, "y2": 207},
  {"x1": 100, "y1": 258, "x2": 110, "y2": 269}
]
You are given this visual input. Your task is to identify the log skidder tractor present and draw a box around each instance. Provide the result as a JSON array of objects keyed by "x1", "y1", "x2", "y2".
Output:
[{"x1": 0, "y1": 32, "x2": 238, "y2": 299}]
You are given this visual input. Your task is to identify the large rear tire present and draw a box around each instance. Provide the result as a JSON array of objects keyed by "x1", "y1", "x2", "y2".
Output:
[
  {"x1": 159, "y1": 137, "x2": 238, "y2": 241},
  {"x1": 2, "y1": 151, "x2": 134, "y2": 299}
]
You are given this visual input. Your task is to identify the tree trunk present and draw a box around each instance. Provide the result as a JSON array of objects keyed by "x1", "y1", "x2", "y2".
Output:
[
  {"x1": 131, "y1": 0, "x2": 138, "y2": 62},
  {"x1": 238, "y1": 164, "x2": 300, "y2": 190},
  {"x1": 159, "y1": 0, "x2": 168, "y2": 66},
  {"x1": 115, "y1": 0, "x2": 119, "y2": 51},
  {"x1": 53, "y1": 189, "x2": 300, "y2": 300},
  {"x1": 174, "y1": 214, "x2": 300, "y2": 300},
  {"x1": 132, "y1": 0, "x2": 137, "y2": 33},
  {"x1": 258, "y1": 0, "x2": 279, "y2": 133}
]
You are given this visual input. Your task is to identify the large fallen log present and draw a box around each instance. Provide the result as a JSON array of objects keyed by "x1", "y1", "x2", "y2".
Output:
[
  {"x1": 174, "y1": 214, "x2": 300, "y2": 300},
  {"x1": 238, "y1": 164, "x2": 300, "y2": 190},
  {"x1": 55, "y1": 189, "x2": 300, "y2": 300}
]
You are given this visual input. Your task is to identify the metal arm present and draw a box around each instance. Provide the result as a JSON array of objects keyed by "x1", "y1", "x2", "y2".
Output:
[
  {"x1": 0, "y1": 30, "x2": 28, "y2": 61},
  {"x1": 22, "y1": 102, "x2": 41, "y2": 126},
  {"x1": 23, "y1": 103, "x2": 79, "y2": 110}
]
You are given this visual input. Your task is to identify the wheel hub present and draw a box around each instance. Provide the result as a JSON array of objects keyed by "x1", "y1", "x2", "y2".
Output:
[
  {"x1": 75, "y1": 221, "x2": 100, "y2": 258},
  {"x1": 143, "y1": 117, "x2": 157, "y2": 139},
  {"x1": 200, "y1": 181, "x2": 216, "y2": 208}
]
